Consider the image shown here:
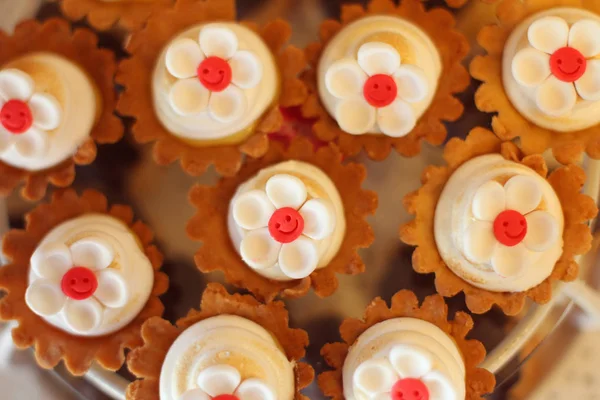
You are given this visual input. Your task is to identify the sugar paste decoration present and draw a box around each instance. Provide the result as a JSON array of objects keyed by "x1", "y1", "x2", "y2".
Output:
[
  {"x1": 165, "y1": 25, "x2": 263, "y2": 123},
  {"x1": 232, "y1": 173, "x2": 336, "y2": 279},
  {"x1": 324, "y1": 42, "x2": 428, "y2": 137},
  {"x1": 353, "y1": 345, "x2": 457, "y2": 400},
  {"x1": 0, "y1": 68, "x2": 61, "y2": 159},
  {"x1": 512, "y1": 17, "x2": 600, "y2": 117},
  {"x1": 178, "y1": 364, "x2": 276, "y2": 400},
  {"x1": 25, "y1": 237, "x2": 129, "y2": 334},
  {"x1": 465, "y1": 175, "x2": 559, "y2": 278}
]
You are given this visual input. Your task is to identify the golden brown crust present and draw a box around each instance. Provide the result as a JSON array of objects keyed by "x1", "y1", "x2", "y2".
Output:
[
  {"x1": 0, "y1": 18, "x2": 123, "y2": 201},
  {"x1": 186, "y1": 136, "x2": 377, "y2": 302},
  {"x1": 60, "y1": 0, "x2": 174, "y2": 31},
  {"x1": 318, "y1": 290, "x2": 496, "y2": 399},
  {"x1": 399, "y1": 127, "x2": 598, "y2": 315},
  {"x1": 301, "y1": 0, "x2": 470, "y2": 160},
  {"x1": 0, "y1": 189, "x2": 168, "y2": 376},
  {"x1": 116, "y1": 0, "x2": 308, "y2": 177},
  {"x1": 125, "y1": 282, "x2": 314, "y2": 400},
  {"x1": 471, "y1": 0, "x2": 600, "y2": 165}
]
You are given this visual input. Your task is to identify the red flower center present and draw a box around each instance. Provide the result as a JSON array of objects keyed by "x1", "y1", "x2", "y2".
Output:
[
  {"x1": 550, "y1": 46, "x2": 586, "y2": 82},
  {"x1": 392, "y1": 378, "x2": 430, "y2": 400},
  {"x1": 363, "y1": 74, "x2": 397, "y2": 108},
  {"x1": 197, "y1": 56, "x2": 232, "y2": 92},
  {"x1": 493, "y1": 209, "x2": 528, "y2": 246},
  {"x1": 0, "y1": 99, "x2": 32, "y2": 134},
  {"x1": 268, "y1": 207, "x2": 304, "y2": 243},
  {"x1": 61, "y1": 267, "x2": 98, "y2": 300},
  {"x1": 212, "y1": 396, "x2": 239, "y2": 400}
]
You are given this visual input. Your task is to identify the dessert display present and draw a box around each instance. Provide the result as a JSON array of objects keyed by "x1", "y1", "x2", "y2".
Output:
[
  {"x1": 301, "y1": 0, "x2": 470, "y2": 160},
  {"x1": 319, "y1": 289, "x2": 495, "y2": 400},
  {"x1": 116, "y1": 0, "x2": 308, "y2": 177},
  {"x1": 187, "y1": 137, "x2": 377, "y2": 301},
  {"x1": 0, "y1": 189, "x2": 168, "y2": 375},
  {"x1": 400, "y1": 127, "x2": 598, "y2": 315},
  {"x1": 0, "y1": 18, "x2": 122, "y2": 200},
  {"x1": 125, "y1": 283, "x2": 313, "y2": 400},
  {"x1": 471, "y1": 0, "x2": 600, "y2": 164}
]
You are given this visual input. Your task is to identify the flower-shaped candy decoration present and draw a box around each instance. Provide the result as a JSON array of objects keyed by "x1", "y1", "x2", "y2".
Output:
[
  {"x1": 0, "y1": 68, "x2": 61, "y2": 158},
  {"x1": 165, "y1": 26, "x2": 263, "y2": 123},
  {"x1": 232, "y1": 173, "x2": 336, "y2": 279},
  {"x1": 25, "y1": 237, "x2": 129, "y2": 334},
  {"x1": 179, "y1": 364, "x2": 275, "y2": 400},
  {"x1": 512, "y1": 16, "x2": 600, "y2": 116},
  {"x1": 465, "y1": 175, "x2": 560, "y2": 278},
  {"x1": 324, "y1": 42, "x2": 429, "y2": 137},
  {"x1": 353, "y1": 345, "x2": 457, "y2": 400}
]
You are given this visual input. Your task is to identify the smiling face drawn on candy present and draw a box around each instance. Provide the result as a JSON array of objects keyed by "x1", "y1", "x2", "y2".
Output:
[
  {"x1": 550, "y1": 46, "x2": 586, "y2": 82},
  {"x1": 493, "y1": 210, "x2": 528, "y2": 247}
]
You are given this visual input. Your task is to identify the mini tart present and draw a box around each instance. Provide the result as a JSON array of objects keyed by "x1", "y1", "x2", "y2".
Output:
[
  {"x1": 116, "y1": 0, "x2": 308, "y2": 177},
  {"x1": 0, "y1": 18, "x2": 122, "y2": 201},
  {"x1": 318, "y1": 290, "x2": 495, "y2": 400},
  {"x1": 301, "y1": 0, "x2": 469, "y2": 160},
  {"x1": 400, "y1": 127, "x2": 598, "y2": 315},
  {"x1": 60, "y1": 0, "x2": 174, "y2": 31},
  {"x1": 471, "y1": 0, "x2": 600, "y2": 165},
  {"x1": 0, "y1": 189, "x2": 168, "y2": 375},
  {"x1": 125, "y1": 283, "x2": 314, "y2": 400},
  {"x1": 186, "y1": 137, "x2": 377, "y2": 302}
]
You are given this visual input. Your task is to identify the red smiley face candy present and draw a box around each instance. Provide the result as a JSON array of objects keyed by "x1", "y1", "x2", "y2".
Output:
[
  {"x1": 212, "y1": 396, "x2": 238, "y2": 400},
  {"x1": 0, "y1": 99, "x2": 33, "y2": 134},
  {"x1": 198, "y1": 56, "x2": 232, "y2": 92},
  {"x1": 493, "y1": 209, "x2": 528, "y2": 247},
  {"x1": 392, "y1": 378, "x2": 430, "y2": 400},
  {"x1": 363, "y1": 74, "x2": 397, "y2": 108},
  {"x1": 550, "y1": 46, "x2": 586, "y2": 83},
  {"x1": 61, "y1": 266, "x2": 98, "y2": 300},
  {"x1": 268, "y1": 207, "x2": 304, "y2": 244}
]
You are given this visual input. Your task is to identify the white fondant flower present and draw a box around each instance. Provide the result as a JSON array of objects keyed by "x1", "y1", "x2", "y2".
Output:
[
  {"x1": 511, "y1": 17, "x2": 600, "y2": 116},
  {"x1": 165, "y1": 25, "x2": 263, "y2": 123},
  {"x1": 464, "y1": 175, "x2": 560, "y2": 278},
  {"x1": 353, "y1": 345, "x2": 456, "y2": 400},
  {"x1": 232, "y1": 173, "x2": 336, "y2": 279},
  {"x1": 324, "y1": 41, "x2": 428, "y2": 137},
  {"x1": 0, "y1": 69, "x2": 61, "y2": 158},
  {"x1": 25, "y1": 238, "x2": 129, "y2": 334},
  {"x1": 179, "y1": 364, "x2": 275, "y2": 400}
]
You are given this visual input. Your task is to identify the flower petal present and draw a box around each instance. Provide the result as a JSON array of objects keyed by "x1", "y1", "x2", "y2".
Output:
[
  {"x1": 208, "y1": 85, "x2": 246, "y2": 123},
  {"x1": 13, "y1": 127, "x2": 48, "y2": 159},
  {"x1": 377, "y1": 98, "x2": 416, "y2": 138},
  {"x1": 527, "y1": 16, "x2": 569, "y2": 54},
  {"x1": 523, "y1": 210, "x2": 559, "y2": 252},
  {"x1": 568, "y1": 19, "x2": 600, "y2": 58},
  {"x1": 0, "y1": 125, "x2": 13, "y2": 153},
  {"x1": 197, "y1": 365, "x2": 241, "y2": 396},
  {"x1": 325, "y1": 59, "x2": 367, "y2": 99},
  {"x1": 240, "y1": 228, "x2": 281, "y2": 270},
  {"x1": 393, "y1": 65, "x2": 428, "y2": 103},
  {"x1": 511, "y1": 48, "x2": 551, "y2": 87},
  {"x1": 230, "y1": 50, "x2": 263, "y2": 89},
  {"x1": 353, "y1": 358, "x2": 398, "y2": 396},
  {"x1": 29, "y1": 93, "x2": 62, "y2": 131},
  {"x1": 233, "y1": 190, "x2": 275, "y2": 230},
  {"x1": 265, "y1": 174, "x2": 307, "y2": 209},
  {"x1": 25, "y1": 279, "x2": 66, "y2": 317},
  {"x1": 94, "y1": 269, "x2": 129, "y2": 308},
  {"x1": 63, "y1": 297, "x2": 103, "y2": 333},
  {"x1": 199, "y1": 26, "x2": 238, "y2": 59},
  {"x1": 472, "y1": 180, "x2": 506, "y2": 221},
  {"x1": 423, "y1": 371, "x2": 458, "y2": 400},
  {"x1": 491, "y1": 243, "x2": 527, "y2": 278},
  {"x1": 334, "y1": 97, "x2": 376, "y2": 135},
  {"x1": 0, "y1": 69, "x2": 34, "y2": 101},
  {"x1": 575, "y1": 59, "x2": 600, "y2": 101},
  {"x1": 464, "y1": 221, "x2": 496, "y2": 264},
  {"x1": 169, "y1": 78, "x2": 210, "y2": 116},
  {"x1": 278, "y1": 236, "x2": 319, "y2": 279},
  {"x1": 535, "y1": 76, "x2": 576, "y2": 117},
  {"x1": 504, "y1": 175, "x2": 542, "y2": 215},
  {"x1": 30, "y1": 242, "x2": 72, "y2": 281},
  {"x1": 299, "y1": 198, "x2": 336, "y2": 240},
  {"x1": 70, "y1": 237, "x2": 114, "y2": 270},
  {"x1": 165, "y1": 38, "x2": 205, "y2": 79},
  {"x1": 357, "y1": 42, "x2": 401, "y2": 76},
  {"x1": 388, "y1": 345, "x2": 433, "y2": 379},
  {"x1": 235, "y1": 378, "x2": 276, "y2": 400},
  {"x1": 178, "y1": 389, "x2": 211, "y2": 400}
]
